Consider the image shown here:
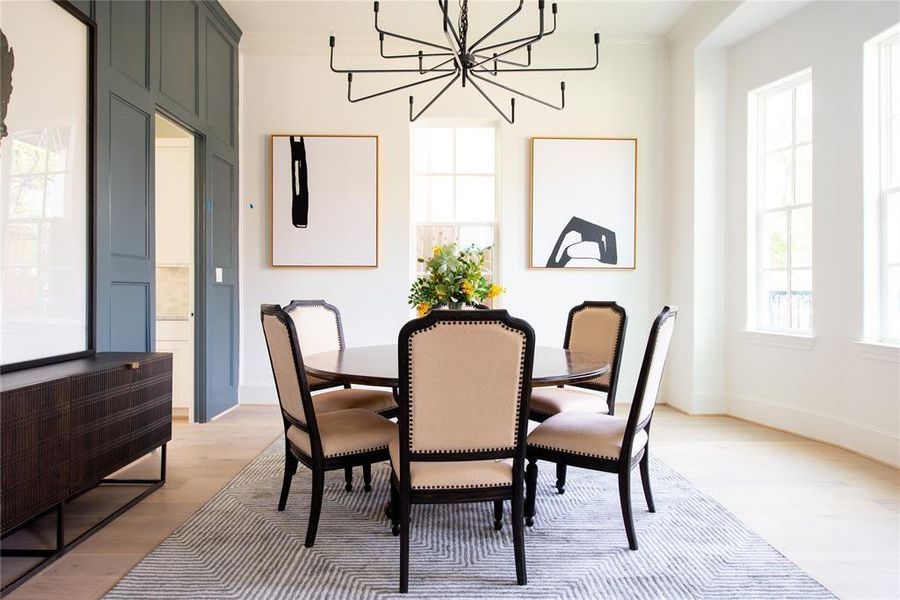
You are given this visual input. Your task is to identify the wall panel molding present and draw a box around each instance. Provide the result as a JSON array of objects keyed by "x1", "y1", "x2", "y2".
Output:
[
  {"x1": 205, "y1": 18, "x2": 234, "y2": 146},
  {"x1": 158, "y1": 0, "x2": 199, "y2": 116},
  {"x1": 109, "y1": 0, "x2": 149, "y2": 88},
  {"x1": 108, "y1": 94, "x2": 151, "y2": 260}
]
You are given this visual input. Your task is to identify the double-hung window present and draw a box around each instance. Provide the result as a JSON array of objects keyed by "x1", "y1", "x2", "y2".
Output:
[
  {"x1": 874, "y1": 31, "x2": 900, "y2": 343},
  {"x1": 411, "y1": 123, "x2": 499, "y2": 302},
  {"x1": 749, "y1": 71, "x2": 813, "y2": 333}
]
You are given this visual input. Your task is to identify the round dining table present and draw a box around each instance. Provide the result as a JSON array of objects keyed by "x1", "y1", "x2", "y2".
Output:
[{"x1": 304, "y1": 345, "x2": 609, "y2": 388}]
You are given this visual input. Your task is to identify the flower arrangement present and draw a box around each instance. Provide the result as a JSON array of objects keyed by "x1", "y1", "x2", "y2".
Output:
[{"x1": 408, "y1": 243, "x2": 504, "y2": 317}]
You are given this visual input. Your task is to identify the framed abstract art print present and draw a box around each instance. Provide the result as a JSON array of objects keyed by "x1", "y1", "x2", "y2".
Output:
[
  {"x1": 270, "y1": 134, "x2": 378, "y2": 267},
  {"x1": 530, "y1": 137, "x2": 637, "y2": 270}
]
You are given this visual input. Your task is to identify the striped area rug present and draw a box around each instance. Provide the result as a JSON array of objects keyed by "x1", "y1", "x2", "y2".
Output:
[{"x1": 106, "y1": 441, "x2": 833, "y2": 599}]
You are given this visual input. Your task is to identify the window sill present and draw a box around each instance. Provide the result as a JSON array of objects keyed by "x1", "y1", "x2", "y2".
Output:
[
  {"x1": 740, "y1": 330, "x2": 817, "y2": 350},
  {"x1": 854, "y1": 341, "x2": 900, "y2": 363}
]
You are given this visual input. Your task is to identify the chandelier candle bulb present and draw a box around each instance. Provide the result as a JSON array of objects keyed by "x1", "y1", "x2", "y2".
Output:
[{"x1": 329, "y1": 0, "x2": 600, "y2": 123}]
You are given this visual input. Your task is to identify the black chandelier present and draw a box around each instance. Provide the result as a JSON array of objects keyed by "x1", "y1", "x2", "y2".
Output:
[{"x1": 328, "y1": 0, "x2": 601, "y2": 123}]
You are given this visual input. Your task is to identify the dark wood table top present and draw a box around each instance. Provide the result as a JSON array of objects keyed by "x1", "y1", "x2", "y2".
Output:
[{"x1": 304, "y1": 345, "x2": 609, "y2": 388}]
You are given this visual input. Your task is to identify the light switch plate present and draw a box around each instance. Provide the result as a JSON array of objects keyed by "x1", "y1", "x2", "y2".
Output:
[{"x1": 215, "y1": 267, "x2": 223, "y2": 283}]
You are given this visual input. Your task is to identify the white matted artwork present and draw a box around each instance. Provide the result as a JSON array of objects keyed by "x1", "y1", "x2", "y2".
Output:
[
  {"x1": 530, "y1": 137, "x2": 637, "y2": 269},
  {"x1": 270, "y1": 134, "x2": 378, "y2": 267}
]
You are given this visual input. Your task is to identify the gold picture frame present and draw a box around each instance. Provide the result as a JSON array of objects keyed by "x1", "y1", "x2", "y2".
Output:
[
  {"x1": 269, "y1": 133, "x2": 380, "y2": 268},
  {"x1": 529, "y1": 136, "x2": 638, "y2": 270}
]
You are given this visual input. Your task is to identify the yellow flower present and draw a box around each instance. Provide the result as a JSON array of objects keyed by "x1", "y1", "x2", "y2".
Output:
[
  {"x1": 416, "y1": 302, "x2": 430, "y2": 317},
  {"x1": 487, "y1": 283, "x2": 503, "y2": 299},
  {"x1": 432, "y1": 245, "x2": 442, "y2": 256},
  {"x1": 461, "y1": 281, "x2": 474, "y2": 296}
]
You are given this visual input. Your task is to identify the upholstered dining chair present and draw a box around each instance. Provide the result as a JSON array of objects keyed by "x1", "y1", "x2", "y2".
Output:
[
  {"x1": 529, "y1": 301, "x2": 627, "y2": 495},
  {"x1": 285, "y1": 299, "x2": 398, "y2": 491},
  {"x1": 260, "y1": 304, "x2": 397, "y2": 547},
  {"x1": 524, "y1": 306, "x2": 677, "y2": 551},
  {"x1": 388, "y1": 310, "x2": 536, "y2": 593}
]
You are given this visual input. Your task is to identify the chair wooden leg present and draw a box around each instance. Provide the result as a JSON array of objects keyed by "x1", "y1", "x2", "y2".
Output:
[
  {"x1": 555, "y1": 462, "x2": 567, "y2": 495},
  {"x1": 389, "y1": 478, "x2": 400, "y2": 534},
  {"x1": 399, "y1": 496, "x2": 410, "y2": 593},
  {"x1": 344, "y1": 465, "x2": 353, "y2": 492},
  {"x1": 525, "y1": 458, "x2": 538, "y2": 527},
  {"x1": 639, "y1": 451, "x2": 655, "y2": 513},
  {"x1": 363, "y1": 463, "x2": 373, "y2": 492},
  {"x1": 512, "y1": 488, "x2": 527, "y2": 585},
  {"x1": 493, "y1": 499, "x2": 503, "y2": 531},
  {"x1": 278, "y1": 445, "x2": 297, "y2": 511},
  {"x1": 618, "y1": 468, "x2": 638, "y2": 550},
  {"x1": 305, "y1": 469, "x2": 325, "y2": 548}
]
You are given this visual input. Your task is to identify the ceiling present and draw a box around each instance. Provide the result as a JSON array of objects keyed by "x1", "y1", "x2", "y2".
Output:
[{"x1": 222, "y1": 0, "x2": 698, "y2": 41}]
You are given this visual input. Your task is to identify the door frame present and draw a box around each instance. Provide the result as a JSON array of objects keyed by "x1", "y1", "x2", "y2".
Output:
[{"x1": 154, "y1": 107, "x2": 208, "y2": 424}]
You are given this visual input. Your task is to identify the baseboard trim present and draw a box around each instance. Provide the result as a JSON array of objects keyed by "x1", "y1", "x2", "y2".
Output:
[
  {"x1": 239, "y1": 385, "x2": 278, "y2": 405},
  {"x1": 728, "y1": 394, "x2": 900, "y2": 468},
  {"x1": 688, "y1": 391, "x2": 727, "y2": 414}
]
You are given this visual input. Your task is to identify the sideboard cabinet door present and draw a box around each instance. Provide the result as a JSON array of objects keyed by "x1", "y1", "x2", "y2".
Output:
[
  {"x1": 68, "y1": 363, "x2": 136, "y2": 495},
  {"x1": 0, "y1": 380, "x2": 70, "y2": 532},
  {"x1": 128, "y1": 354, "x2": 173, "y2": 458}
]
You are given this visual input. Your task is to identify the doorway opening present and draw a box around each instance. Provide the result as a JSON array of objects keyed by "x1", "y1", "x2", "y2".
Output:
[{"x1": 154, "y1": 113, "x2": 196, "y2": 422}]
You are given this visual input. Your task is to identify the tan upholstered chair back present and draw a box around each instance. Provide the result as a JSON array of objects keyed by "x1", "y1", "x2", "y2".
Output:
[
  {"x1": 261, "y1": 305, "x2": 311, "y2": 426},
  {"x1": 285, "y1": 300, "x2": 344, "y2": 390},
  {"x1": 631, "y1": 307, "x2": 677, "y2": 427},
  {"x1": 565, "y1": 302, "x2": 627, "y2": 394},
  {"x1": 400, "y1": 311, "x2": 535, "y2": 456}
]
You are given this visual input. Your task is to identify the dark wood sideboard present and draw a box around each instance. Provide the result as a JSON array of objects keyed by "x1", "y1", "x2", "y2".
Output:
[{"x1": 0, "y1": 352, "x2": 173, "y2": 593}]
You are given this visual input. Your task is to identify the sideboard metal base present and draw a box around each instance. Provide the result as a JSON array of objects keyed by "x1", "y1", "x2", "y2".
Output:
[{"x1": 0, "y1": 444, "x2": 167, "y2": 596}]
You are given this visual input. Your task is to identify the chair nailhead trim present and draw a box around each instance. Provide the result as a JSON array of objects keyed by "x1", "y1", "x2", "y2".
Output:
[
  {"x1": 567, "y1": 305, "x2": 624, "y2": 391},
  {"x1": 528, "y1": 442, "x2": 617, "y2": 461},
  {"x1": 325, "y1": 444, "x2": 389, "y2": 459},
  {"x1": 407, "y1": 320, "x2": 527, "y2": 454},
  {"x1": 412, "y1": 482, "x2": 512, "y2": 490},
  {"x1": 286, "y1": 302, "x2": 345, "y2": 350}
]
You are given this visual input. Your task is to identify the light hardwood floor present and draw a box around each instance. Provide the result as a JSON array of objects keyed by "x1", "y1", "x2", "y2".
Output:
[{"x1": 6, "y1": 404, "x2": 899, "y2": 599}]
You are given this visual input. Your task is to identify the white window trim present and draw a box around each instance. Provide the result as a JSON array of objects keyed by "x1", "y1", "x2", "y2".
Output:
[
  {"x1": 877, "y1": 32, "x2": 900, "y2": 345},
  {"x1": 746, "y1": 68, "x2": 814, "y2": 337},
  {"x1": 740, "y1": 329, "x2": 817, "y2": 351},
  {"x1": 409, "y1": 119, "x2": 502, "y2": 307},
  {"x1": 854, "y1": 341, "x2": 900, "y2": 363},
  {"x1": 863, "y1": 25, "x2": 900, "y2": 348}
]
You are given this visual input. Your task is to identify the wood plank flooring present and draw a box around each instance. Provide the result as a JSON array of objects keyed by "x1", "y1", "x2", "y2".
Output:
[{"x1": 5, "y1": 405, "x2": 898, "y2": 599}]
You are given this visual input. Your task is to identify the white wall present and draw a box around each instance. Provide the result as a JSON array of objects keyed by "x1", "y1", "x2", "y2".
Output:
[
  {"x1": 239, "y1": 37, "x2": 671, "y2": 407},
  {"x1": 665, "y1": 2, "x2": 738, "y2": 415},
  {"x1": 724, "y1": 1, "x2": 900, "y2": 466}
]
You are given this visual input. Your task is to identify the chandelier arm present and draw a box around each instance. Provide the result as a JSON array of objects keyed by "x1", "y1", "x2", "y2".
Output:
[
  {"x1": 374, "y1": 1, "x2": 452, "y2": 52},
  {"x1": 409, "y1": 72, "x2": 462, "y2": 122},
  {"x1": 474, "y1": 3, "x2": 556, "y2": 54},
  {"x1": 473, "y1": 45, "x2": 532, "y2": 71},
  {"x1": 347, "y1": 70, "x2": 457, "y2": 104},
  {"x1": 330, "y1": 37, "x2": 456, "y2": 74},
  {"x1": 490, "y1": 33, "x2": 600, "y2": 72},
  {"x1": 467, "y1": 0, "x2": 524, "y2": 53},
  {"x1": 379, "y1": 33, "x2": 453, "y2": 60},
  {"x1": 469, "y1": 3, "x2": 545, "y2": 69},
  {"x1": 467, "y1": 76, "x2": 516, "y2": 124},
  {"x1": 438, "y1": 0, "x2": 463, "y2": 52},
  {"x1": 422, "y1": 56, "x2": 457, "y2": 74},
  {"x1": 470, "y1": 71, "x2": 564, "y2": 110}
]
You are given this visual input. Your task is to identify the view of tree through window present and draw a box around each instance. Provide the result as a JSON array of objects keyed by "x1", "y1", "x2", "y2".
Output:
[{"x1": 750, "y1": 72, "x2": 813, "y2": 332}]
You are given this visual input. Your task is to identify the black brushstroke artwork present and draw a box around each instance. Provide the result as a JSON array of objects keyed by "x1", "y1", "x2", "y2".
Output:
[
  {"x1": 546, "y1": 216, "x2": 618, "y2": 268},
  {"x1": 0, "y1": 29, "x2": 14, "y2": 145},
  {"x1": 289, "y1": 135, "x2": 309, "y2": 228}
]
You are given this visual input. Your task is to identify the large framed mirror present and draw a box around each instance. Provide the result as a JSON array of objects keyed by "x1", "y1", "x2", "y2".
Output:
[{"x1": 0, "y1": 1, "x2": 94, "y2": 373}]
